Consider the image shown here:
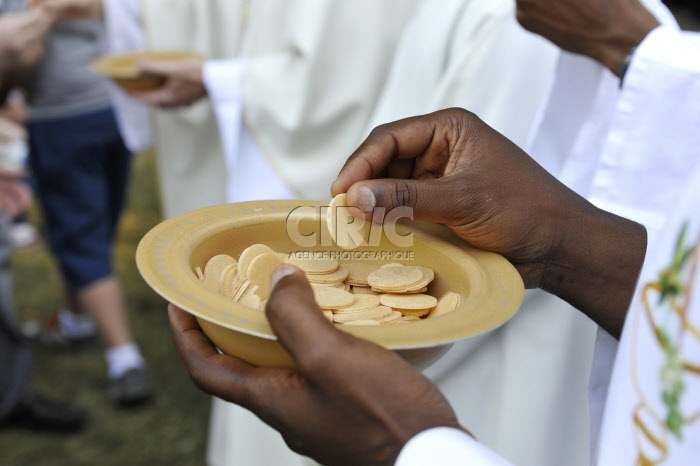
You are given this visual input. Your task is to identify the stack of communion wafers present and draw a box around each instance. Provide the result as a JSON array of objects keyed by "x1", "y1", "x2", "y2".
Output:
[
  {"x1": 194, "y1": 244, "x2": 286, "y2": 311},
  {"x1": 196, "y1": 244, "x2": 462, "y2": 325}
]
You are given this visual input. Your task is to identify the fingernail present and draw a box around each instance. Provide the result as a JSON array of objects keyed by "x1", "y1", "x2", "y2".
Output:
[
  {"x1": 358, "y1": 186, "x2": 376, "y2": 213},
  {"x1": 270, "y1": 265, "x2": 297, "y2": 288}
]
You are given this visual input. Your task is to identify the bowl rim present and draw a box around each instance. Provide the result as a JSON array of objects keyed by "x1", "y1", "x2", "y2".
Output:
[
  {"x1": 91, "y1": 50, "x2": 203, "y2": 79},
  {"x1": 135, "y1": 201, "x2": 525, "y2": 350}
]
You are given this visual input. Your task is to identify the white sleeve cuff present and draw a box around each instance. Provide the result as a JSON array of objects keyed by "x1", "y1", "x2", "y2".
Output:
[
  {"x1": 202, "y1": 59, "x2": 247, "y2": 105},
  {"x1": 627, "y1": 26, "x2": 699, "y2": 78},
  {"x1": 101, "y1": 0, "x2": 152, "y2": 152},
  {"x1": 396, "y1": 427, "x2": 513, "y2": 466},
  {"x1": 202, "y1": 58, "x2": 249, "y2": 191}
]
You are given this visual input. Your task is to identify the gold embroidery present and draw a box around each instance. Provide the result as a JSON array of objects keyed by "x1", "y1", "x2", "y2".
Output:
[{"x1": 632, "y1": 222, "x2": 700, "y2": 464}]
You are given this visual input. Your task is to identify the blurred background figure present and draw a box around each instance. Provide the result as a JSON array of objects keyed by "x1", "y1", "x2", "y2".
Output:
[
  {"x1": 0, "y1": 168, "x2": 86, "y2": 434},
  {"x1": 0, "y1": 7, "x2": 85, "y2": 431},
  {"x1": 102, "y1": 0, "x2": 237, "y2": 219},
  {"x1": 0, "y1": 0, "x2": 151, "y2": 407},
  {"x1": 0, "y1": 91, "x2": 41, "y2": 252},
  {"x1": 101, "y1": 0, "x2": 240, "y2": 219}
]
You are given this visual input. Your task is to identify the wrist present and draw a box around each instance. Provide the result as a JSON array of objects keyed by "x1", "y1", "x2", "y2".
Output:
[
  {"x1": 541, "y1": 206, "x2": 647, "y2": 338},
  {"x1": 594, "y1": 10, "x2": 659, "y2": 76},
  {"x1": 187, "y1": 62, "x2": 206, "y2": 91}
]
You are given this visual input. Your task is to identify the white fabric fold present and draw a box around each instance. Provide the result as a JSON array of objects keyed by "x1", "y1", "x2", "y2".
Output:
[{"x1": 102, "y1": 0, "x2": 152, "y2": 152}]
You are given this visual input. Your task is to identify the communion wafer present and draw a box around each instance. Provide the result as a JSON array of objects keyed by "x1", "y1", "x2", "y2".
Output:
[
  {"x1": 227, "y1": 273, "x2": 246, "y2": 300},
  {"x1": 224, "y1": 267, "x2": 244, "y2": 294},
  {"x1": 342, "y1": 262, "x2": 379, "y2": 286},
  {"x1": 240, "y1": 291, "x2": 262, "y2": 309},
  {"x1": 332, "y1": 294, "x2": 380, "y2": 313},
  {"x1": 397, "y1": 307, "x2": 432, "y2": 317},
  {"x1": 285, "y1": 256, "x2": 339, "y2": 274},
  {"x1": 352, "y1": 286, "x2": 379, "y2": 296},
  {"x1": 327, "y1": 193, "x2": 373, "y2": 249},
  {"x1": 306, "y1": 265, "x2": 348, "y2": 284},
  {"x1": 368, "y1": 265, "x2": 434, "y2": 292},
  {"x1": 379, "y1": 293, "x2": 438, "y2": 310},
  {"x1": 406, "y1": 266, "x2": 435, "y2": 290},
  {"x1": 403, "y1": 287, "x2": 429, "y2": 294},
  {"x1": 371, "y1": 286, "x2": 429, "y2": 294},
  {"x1": 201, "y1": 243, "x2": 460, "y2": 325},
  {"x1": 380, "y1": 263, "x2": 404, "y2": 268},
  {"x1": 248, "y1": 284, "x2": 259, "y2": 297},
  {"x1": 341, "y1": 319, "x2": 381, "y2": 326},
  {"x1": 311, "y1": 282, "x2": 341, "y2": 291},
  {"x1": 232, "y1": 280, "x2": 251, "y2": 302},
  {"x1": 247, "y1": 252, "x2": 285, "y2": 300},
  {"x1": 333, "y1": 305, "x2": 392, "y2": 323},
  {"x1": 367, "y1": 266, "x2": 423, "y2": 290},
  {"x1": 238, "y1": 244, "x2": 275, "y2": 279},
  {"x1": 428, "y1": 291, "x2": 462, "y2": 318},
  {"x1": 378, "y1": 310, "x2": 403, "y2": 324},
  {"x1": 219, "y1": 264, "x2": 238, "y2": 297},
  {"x1": 310, "y1": 282, "x2": 345, "y2": 291},
  {"x1": 312, "y1": 286, "x2": 355, "y2": 310},
  {"x1": 203, "y1": 254, "x2": 237, "y2": 292}
]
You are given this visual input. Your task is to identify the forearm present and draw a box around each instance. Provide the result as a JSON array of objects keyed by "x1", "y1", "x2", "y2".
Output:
[
  {"x1": 0, "y1": 10, "x2": 53, "y2": 72},
  {"x1": 38, "y1": 0, "x2": 103, "y2": 21},
  {"x1": 541, "y1": 206, "x2": 647, "y2": 338},
  {"x1": 515, "y1": 0, "x2": 661, "y2": 78}
]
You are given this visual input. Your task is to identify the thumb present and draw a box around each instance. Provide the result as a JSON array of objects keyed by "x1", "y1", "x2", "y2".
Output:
[
  {"x1": 345, "y1": 177, "x2": 460, "y2": 225},
  {"x1": 265, "y1": 265, "x2": 343, "y2": 369}
]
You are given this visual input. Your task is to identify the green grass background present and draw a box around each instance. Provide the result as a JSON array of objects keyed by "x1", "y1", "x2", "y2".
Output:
[{"x1": 1, "y1": 150, "x2": 210, "y2": 466}]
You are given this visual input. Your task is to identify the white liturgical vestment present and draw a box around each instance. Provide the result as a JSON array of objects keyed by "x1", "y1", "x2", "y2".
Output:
[
  {"x1": 200, "y1": 2, "x2": 419, "y2": 464},
  {"x1": 397, "y1": 24, "x2": 700, "y2": 466},
  {"x1": 365, "y1": 2, "x2": 596, "y2": 466},
  {"x1": 104, "y1": 0, "x2": 246, "y2": 218}
]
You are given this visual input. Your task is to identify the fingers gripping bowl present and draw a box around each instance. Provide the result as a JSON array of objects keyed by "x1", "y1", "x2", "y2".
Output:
[
  {"x1": 91, "y1": 50, "x2": 202, "y2": 91},
  {"x1": 135, "y1": 201, "x2": 524, "y2": 370}
]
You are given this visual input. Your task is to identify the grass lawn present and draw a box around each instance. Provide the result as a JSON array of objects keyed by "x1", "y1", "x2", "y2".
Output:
[{"x1": 1, "y1": 150, "x2": 211, "y2": 466}]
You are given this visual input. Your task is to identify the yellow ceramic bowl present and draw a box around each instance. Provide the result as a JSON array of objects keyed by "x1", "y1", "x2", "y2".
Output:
[
  {"x1": 136, "y1": 201, "x2": 524, "y2": 370},
  {"x1": 91, "y1": 50, "x2": 202, "y2": 91}
]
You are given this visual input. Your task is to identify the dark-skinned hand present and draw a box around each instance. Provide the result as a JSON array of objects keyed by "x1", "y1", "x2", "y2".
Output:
[
  {"x1": 332, "y1": 109, "x2": 647, "y2": 337},
  {"x1": 515, "y1": 0, "x2": 660, "y2": 75},
  {"x1": 129, "y1": 58, "x2": 207, "y2": 108},
  {"x1": 169, "y1": 265, "x2": 465, "y2": 466}
]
